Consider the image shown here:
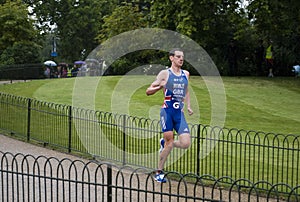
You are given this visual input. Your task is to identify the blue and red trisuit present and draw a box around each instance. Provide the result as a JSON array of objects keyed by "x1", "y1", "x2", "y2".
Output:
[{"x1": 160, "y1": 68, "x2": 190, "y2": 135}]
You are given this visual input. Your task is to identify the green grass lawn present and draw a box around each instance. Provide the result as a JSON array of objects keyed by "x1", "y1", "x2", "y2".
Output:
[{"x1": 0, "y1": 76, "x2": 299, "y2": 135}]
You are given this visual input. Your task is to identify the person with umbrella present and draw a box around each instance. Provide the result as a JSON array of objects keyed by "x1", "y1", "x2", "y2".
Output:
[
  {"x1": 44, "y1": 60, "x2": 57, "y2": 67},
  {"x1": 73, "y1": 60, "x2": 86, "y2": 76},
  {"x1": 43, "y1": 60, "x2": 56, "y2": 78}
]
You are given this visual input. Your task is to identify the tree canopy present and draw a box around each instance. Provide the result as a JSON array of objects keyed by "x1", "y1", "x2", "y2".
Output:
[
  {"x1": 0, "y1": 0, "x2": 40, "y2": 65},
  {"x1": 0, "y1": 0, "x2": 299, "y2": 75}
]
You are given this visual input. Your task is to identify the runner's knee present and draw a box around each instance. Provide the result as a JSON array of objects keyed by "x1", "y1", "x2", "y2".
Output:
[{"x1": 180, "y1": 134, "x2": 191, "y2": 149}]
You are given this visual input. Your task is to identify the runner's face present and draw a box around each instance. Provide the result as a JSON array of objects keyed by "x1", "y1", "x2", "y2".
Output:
[{"x1": 170, "y1": 51, "x2": 184, "y2": 67}]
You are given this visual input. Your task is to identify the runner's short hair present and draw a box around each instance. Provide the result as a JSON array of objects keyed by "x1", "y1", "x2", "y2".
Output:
[{"x1": 169, "y1": 48, "x2": 183, "y2": 56}]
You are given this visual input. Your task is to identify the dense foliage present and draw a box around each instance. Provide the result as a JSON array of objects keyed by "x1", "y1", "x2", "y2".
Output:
[
  {"x1": 0, "y1": 0, "x2": 299, "y2": 76},
  {"x1": 0, "y1": 0, "x2": 41, "y2": 65}
]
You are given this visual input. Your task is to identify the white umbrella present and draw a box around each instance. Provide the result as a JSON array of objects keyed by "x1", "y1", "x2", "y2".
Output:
[{"x1": 44, "y1": 60, "x2": 57, "y2": 67}]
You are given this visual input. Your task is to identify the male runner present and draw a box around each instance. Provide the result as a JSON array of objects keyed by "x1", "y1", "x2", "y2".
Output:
[{"x1": 146, "y1": 48, "x2": 193, "y2": 183}]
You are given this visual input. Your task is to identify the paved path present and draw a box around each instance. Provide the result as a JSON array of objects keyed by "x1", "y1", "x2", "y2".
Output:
[
  {"x1": 0, "y1": 134, "x2": 81, "y2": 160},
  {"x1": 0, "y1": 134, "x2": 280, "y2": 202},
  {"x1": 0, "y1": 134, "x2": 99, "y2": 201}
]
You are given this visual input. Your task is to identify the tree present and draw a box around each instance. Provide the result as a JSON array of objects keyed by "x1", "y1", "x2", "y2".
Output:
[
  {"x1": 0, "y1": 0, "x2": 41, "y2": 65},
  {"x1": 1, "y1": 0, "x2": 298, "y2": 75},
  {"x1": 248, "y1": 0, "x2": 300, "y2": 75},
  {"x1": 150, "y1": 0, "x2": 255, "y2": 75},
  {"x1": 0, "y1": 41, "x2": 41, "y2": 65},
  {"x1": 25, "y1": 0, "x2": 118, "y2": 62},
  {"x1": 96, "y1": 3, "x2": 150, "y2": 75},
  {"x1": 150, "y1": 0, "x2": 196, "y2": 37},
  {"x1": 97, "y1": 3, "x2": 147, "y2": 42}
]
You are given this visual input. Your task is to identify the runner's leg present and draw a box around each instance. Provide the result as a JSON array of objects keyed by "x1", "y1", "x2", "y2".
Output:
[
  {"x1": 173, "y1": 133, "x2": 191, "y2": 149},
  {"x1": 158, "y1": 131, "x2": 174, "y2": 171}
]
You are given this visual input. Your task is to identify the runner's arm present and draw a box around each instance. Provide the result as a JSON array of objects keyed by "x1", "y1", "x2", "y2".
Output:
[
  {"x1": 146, "y1": 70, "x2": 167, "y2": 96},
  {"x1": 183, "y1": 70, "x2": 193, "y2": 115}
]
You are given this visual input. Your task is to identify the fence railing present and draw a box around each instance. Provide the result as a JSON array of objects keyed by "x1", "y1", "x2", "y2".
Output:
[
  {"x1": 0, "y1": 64, "x2": 44, "y2": 80},
  {"x1": 1, "y1": 151, "x2": 299, "y2": 201},
  {"x1": 0, "y1": 92, "x2": 299, "y2": 194}
]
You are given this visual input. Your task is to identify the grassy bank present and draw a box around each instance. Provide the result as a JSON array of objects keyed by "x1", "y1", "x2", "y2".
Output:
[{"x1": 0, "y1": 76, "x2": 299, "y2": 135}]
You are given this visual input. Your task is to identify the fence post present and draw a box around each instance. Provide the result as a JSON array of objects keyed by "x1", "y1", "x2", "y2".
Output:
[
  {"x1": 107, "y1": 164, "x2": 112, "y2": 202},
  {"x1": 122, "y1": 114, "x2": 126, "y2": 166},
  {"x1": 68, "y1": 105, "x2": 72, "y2": 153},
  {"x1": 26, "y1": 98, "x2": 32, "y2": 141},
  {"x1": 196, "y1": 124, "x2": 201, "y2": 176}
]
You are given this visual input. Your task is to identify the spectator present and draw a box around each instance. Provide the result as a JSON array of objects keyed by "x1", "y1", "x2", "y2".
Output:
[
  {"x1": 61, "y1": 66, "x2": 68, "y2": 78},
  {"x1": 265, "y1": 40, "x2": 274, "y2": 77},
  {"x1": 57, "y1": 65, "x2": 62, "y2": 78},
  {"x1": 44, "y1": 66, "x2": 51, "y2": 78},
  {"x1": 71, "y1": 65, "x2": 79, "y2": 77},
  {"x1": 67, "y1": 66, "x2": 72, "y2": 77},
  {"x1": 293, "y1": 65, "x2": 300, "y2": 77}
]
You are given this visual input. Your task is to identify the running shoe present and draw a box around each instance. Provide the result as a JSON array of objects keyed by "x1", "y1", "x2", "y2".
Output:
[
  {"x1": 154, "y1": 172, "x2": 167, "y2": 183},
  {"x1": 159, "y1": 138, "x2": 165, "y2": 153}
]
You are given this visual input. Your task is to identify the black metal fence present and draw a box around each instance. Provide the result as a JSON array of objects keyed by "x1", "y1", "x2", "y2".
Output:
[
  {"x1": 0, "y1": 92, "x2": 299, "y2": 196},
  {"x1": 0, "y1": 64, "x2": 44, "y2": 80},
  {"x1": 1, "y1": 151, "x2": 299, "y2": 201}
]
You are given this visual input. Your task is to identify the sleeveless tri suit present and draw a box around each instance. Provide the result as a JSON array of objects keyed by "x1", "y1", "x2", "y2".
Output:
[{"x1": 160, "y1": 68, "x2": 190, "y2": 135}]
